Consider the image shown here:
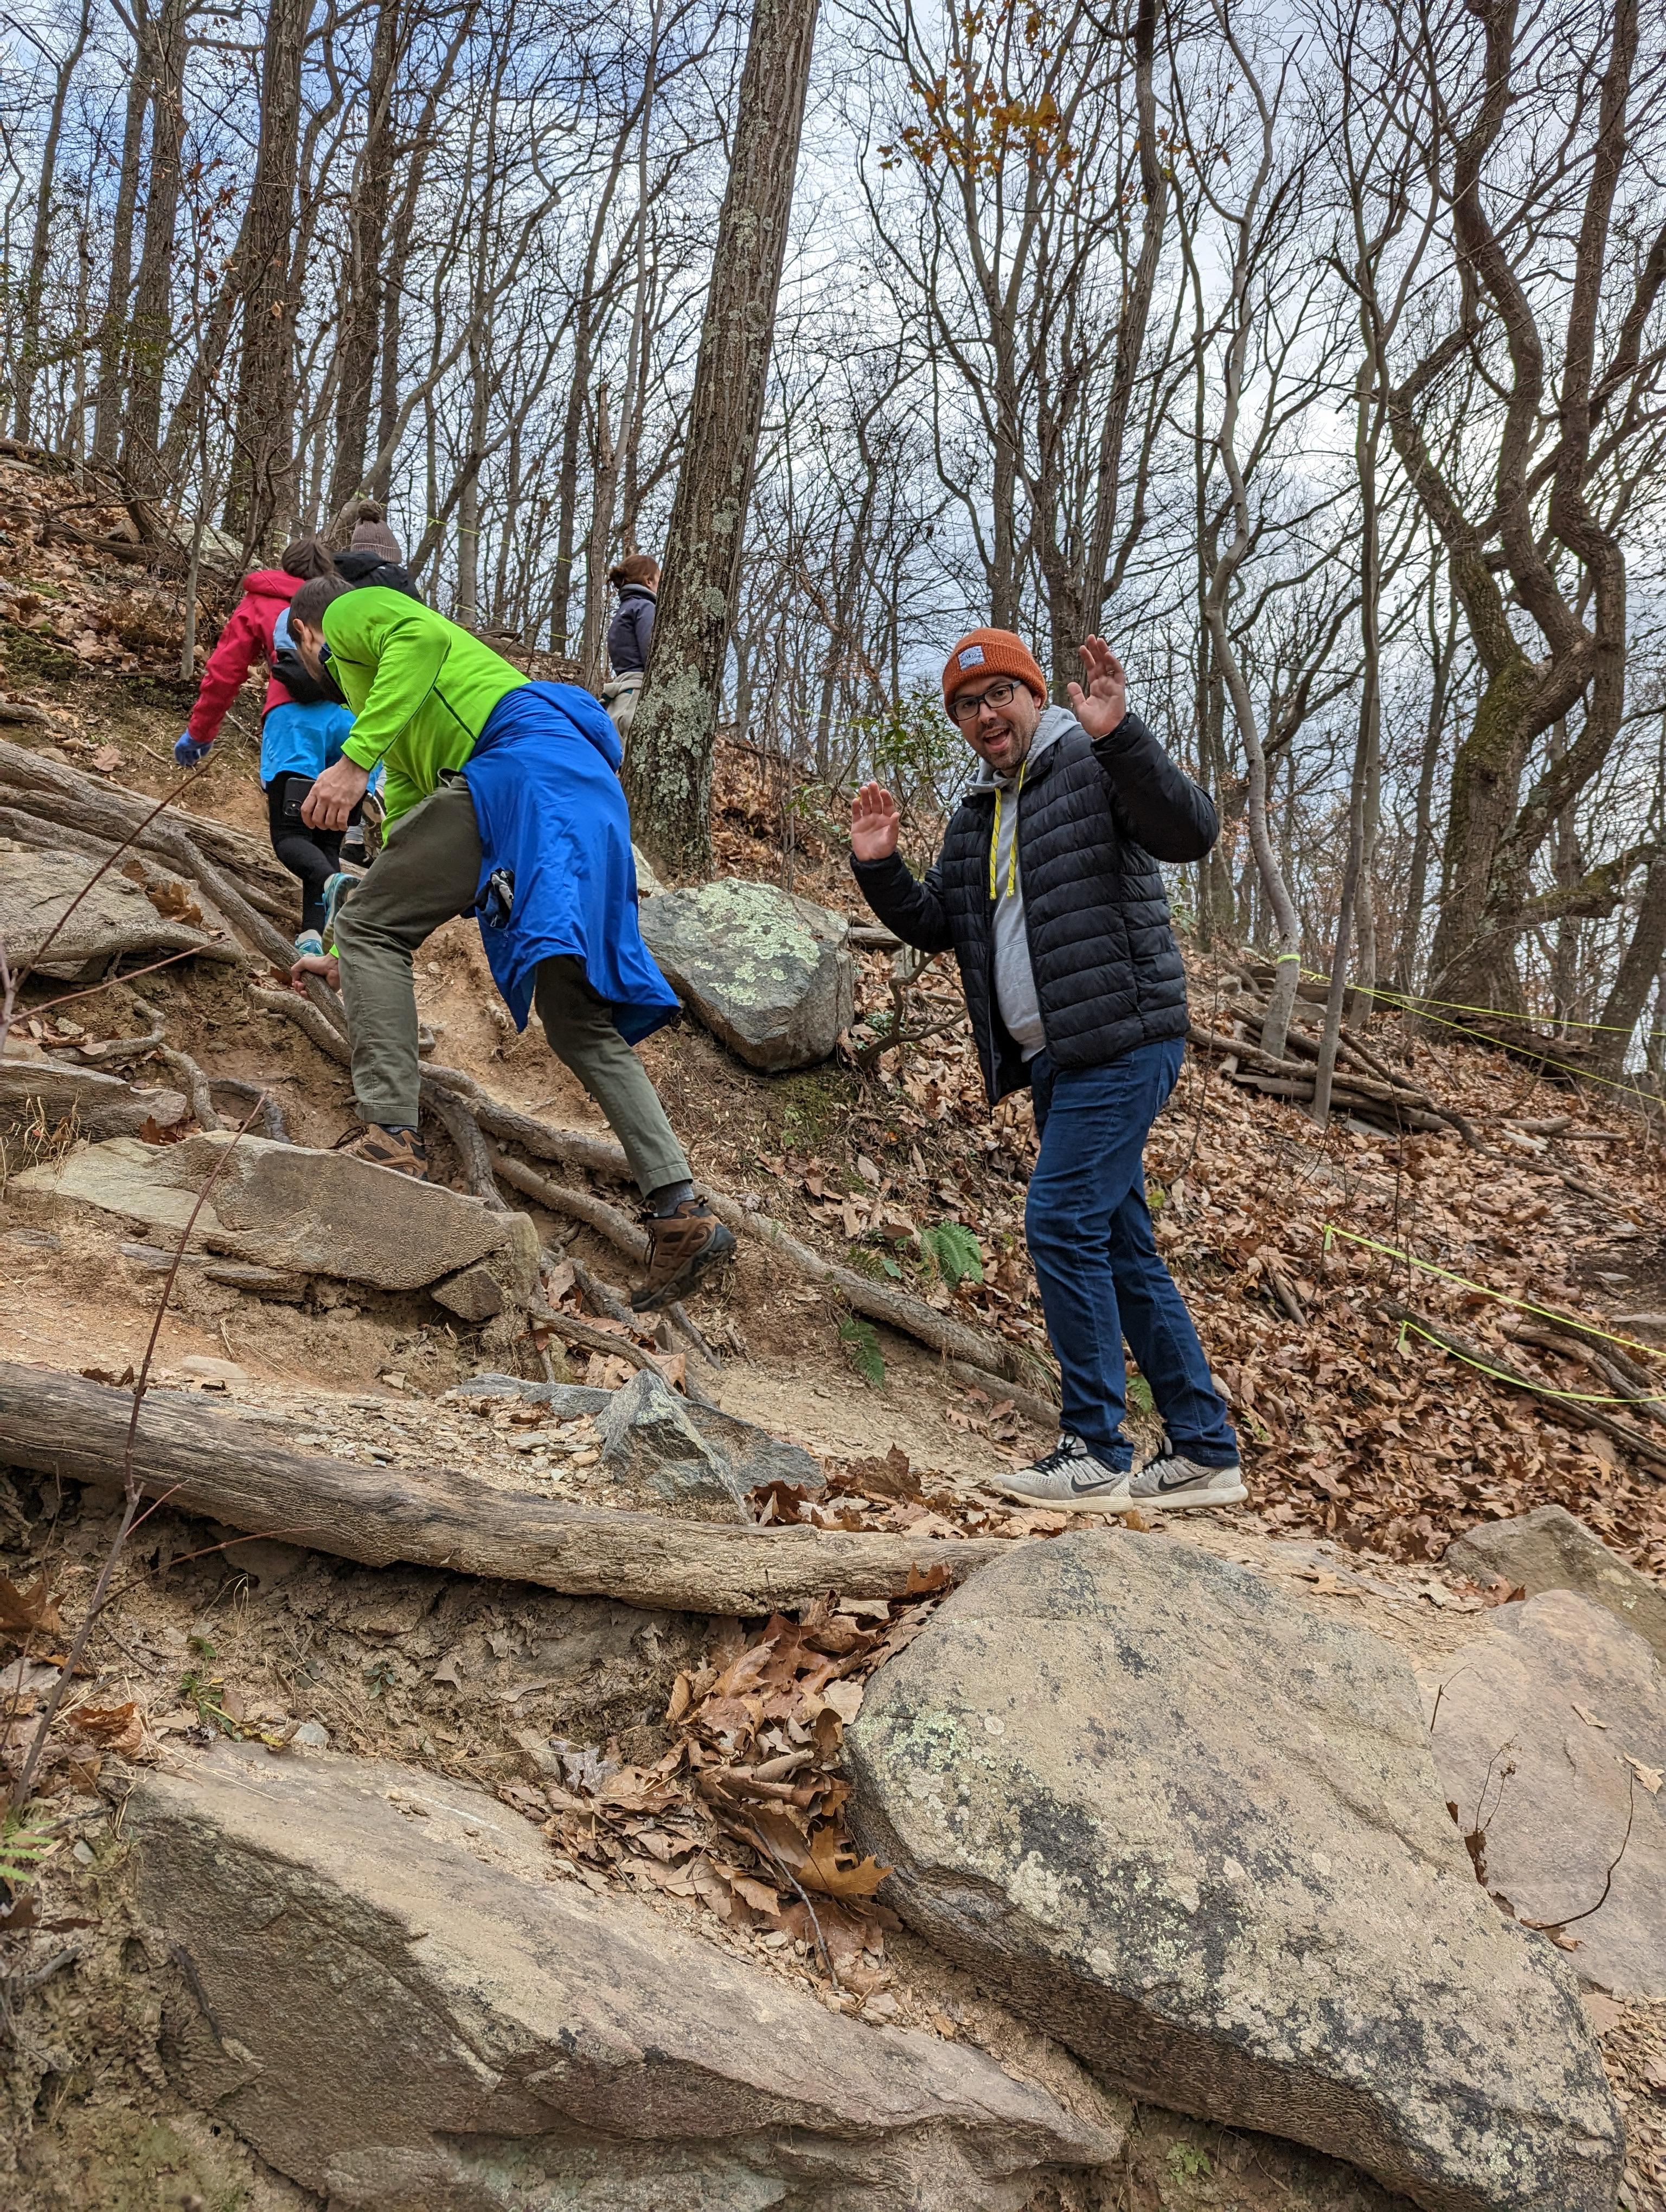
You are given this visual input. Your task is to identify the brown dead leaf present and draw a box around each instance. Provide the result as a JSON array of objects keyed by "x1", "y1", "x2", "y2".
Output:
[
  {"x1": 66, "y1": 1700, "x2": 145, "y2": 1754},
  {"x1": 90, "y1": 743, "x2": 123, "y2": 773},
  {"x1": 803, "y1": 1827, "x2": 890, "y2": 1900},
  {"x1": 1571, "y1": 1701, "x2": 1609, "y2": 1729},
  {"x1": 143, "y1": 879, "x2": 204, "y2": 927},
  {"x1": 902, "y1": 1560, "x2": 952, "y2": 1596},
  {"x1": 1625, "y1": 1757, "x2": 1663, "y2": 1795},
  {"x1": 0, "y1": 1573, "x2": 63, "y2": 1637}
]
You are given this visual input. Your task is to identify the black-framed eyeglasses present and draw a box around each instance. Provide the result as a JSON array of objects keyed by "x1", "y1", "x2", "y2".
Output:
[{"x1": 949, "y1": 678, "x2": 1019, "y2": 725}]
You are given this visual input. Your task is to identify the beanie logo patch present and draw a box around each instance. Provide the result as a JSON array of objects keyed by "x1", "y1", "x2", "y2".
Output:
[{"x1": 957, "y1": 645, "x2": 986, "y2": 669}]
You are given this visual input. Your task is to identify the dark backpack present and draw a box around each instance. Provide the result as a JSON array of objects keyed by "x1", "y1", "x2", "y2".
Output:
[{"x1": 268, "y1": 606, "x2": 345, "y2": 706}]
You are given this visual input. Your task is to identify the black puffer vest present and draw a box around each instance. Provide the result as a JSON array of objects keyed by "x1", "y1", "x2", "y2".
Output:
[{"x1": 851, "y1": 710, "x2": 1218, "y2": 1102}]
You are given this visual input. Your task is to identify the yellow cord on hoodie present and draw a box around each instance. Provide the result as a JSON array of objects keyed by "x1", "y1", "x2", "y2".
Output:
[{"x1": 989, "y1": 757, "x2": 1027, "y2": 900}]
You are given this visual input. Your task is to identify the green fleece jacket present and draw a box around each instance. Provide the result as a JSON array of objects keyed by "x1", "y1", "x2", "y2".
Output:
[{"x1": 326, "y1": 588, "x2": 526, "y2": 822}]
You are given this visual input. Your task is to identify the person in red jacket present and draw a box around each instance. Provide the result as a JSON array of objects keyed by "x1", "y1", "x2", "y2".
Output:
[{"x1": 175, "y1": 537, "x2": 338, "y2": 758}]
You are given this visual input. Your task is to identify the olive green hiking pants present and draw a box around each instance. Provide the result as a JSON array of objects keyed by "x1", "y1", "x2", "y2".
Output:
[{"x1": 332, "y1": 777, "x2": 688, "y2": 1195}]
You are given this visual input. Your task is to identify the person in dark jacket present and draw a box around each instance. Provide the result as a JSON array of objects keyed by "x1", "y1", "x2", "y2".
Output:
[
  {"x1": 601, "y1": 554, "x2": 658, "y2": 734},
  {"x1": 850, "y1": 626, "x2": 1243, "y2": 1514}
]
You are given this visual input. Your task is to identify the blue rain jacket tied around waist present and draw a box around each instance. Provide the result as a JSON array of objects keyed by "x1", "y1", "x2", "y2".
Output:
[{"x1": 460, "y1": 680, "x2": 680, "y2": 1044}]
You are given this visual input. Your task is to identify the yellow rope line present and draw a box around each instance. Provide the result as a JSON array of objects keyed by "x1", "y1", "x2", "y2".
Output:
[{"x1": 1393, "y1": 1316, "x2": 1666, "y2": 1407}]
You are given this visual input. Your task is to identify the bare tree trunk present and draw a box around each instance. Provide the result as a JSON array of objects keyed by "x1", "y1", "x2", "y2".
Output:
[
  {"x1": 12, "y1": 0, "x2": 92, "y2": 443},
  {"x1": 1394, "y1": 563, "x2": 1457, "y2": 996},
  {"x1": 223, "y1": 0, "x2": 308, "y2": 552},
  {"x1": 625, "y1": 0, "x2": 821, "y2": 876},
  {"x1": 578, "y1": 384, "x2": 619, "y2": 689},
  {"x1": 1313, "y1": 357, "x2": 1383, "y2": 1123},
  {"x1": 1594, "y1": 856, "x2": 1666, "y2": 1076},
  {"x1": 121, "y1": 0, "x2": 189, "y2": 494},
  {"x1": 327, "y1": 0, "x2": 402, "y2": 522},
  {"x1": 92, "y1": 14, "x2": 152, "y2": 466}
]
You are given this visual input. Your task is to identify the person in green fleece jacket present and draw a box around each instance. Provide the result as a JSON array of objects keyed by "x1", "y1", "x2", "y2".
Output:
[{"x1": 284, "y1": 576, "x2": 734, "y2": 1313}]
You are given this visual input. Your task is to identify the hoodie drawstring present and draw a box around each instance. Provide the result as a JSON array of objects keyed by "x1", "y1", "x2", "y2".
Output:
[{"x1": 989, "y1": 756, "x2": 1027, "y2": 901}]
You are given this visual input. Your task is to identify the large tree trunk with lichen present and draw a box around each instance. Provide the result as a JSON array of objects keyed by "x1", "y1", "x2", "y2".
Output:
[{"x1": 623, "y1": 0, "x2": 819, "y2": 878}]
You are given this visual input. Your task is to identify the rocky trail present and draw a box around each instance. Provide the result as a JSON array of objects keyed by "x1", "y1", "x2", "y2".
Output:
[{"x1": 0, "y1": 456, "x2": 1662, "y2": 2209}]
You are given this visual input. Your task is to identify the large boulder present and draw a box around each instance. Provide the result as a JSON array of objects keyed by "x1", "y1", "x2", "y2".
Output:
[
  {"x1": 1422, "y1": 1587, "x2": 1666, "y2": 2002},
  {"x1": 0, "y1": 841, "x2": 240, "y2": 971},
  {"x1": 845, "y1": 1529, "x2": 1624, "y2": 2212},
  {"x1": 1445, "y1": 1504, "x2": 1666, "y2": 1669},
  {"x1": 127, "y1": 1741, "x2": 1122, "y2": 2211},
  {"x1": 639, "y1": 879, "x2": 855, "y2": 1071},
  {"x1": 17, "y1": 1130, "x2": 540, "y2": 1301}
]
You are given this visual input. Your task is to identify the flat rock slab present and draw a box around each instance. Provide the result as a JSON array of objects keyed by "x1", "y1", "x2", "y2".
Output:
[
  {"x1": 846, "y1": 1529, "x2": 1624, "y2": 2212},
  {"x1": 1422, "y1": 1588, "x2": 1666, "y2": 2002},
  {"x1": 0, "y1": 842, "x2": 241, "y2": 969},
  {"x1": 18, "y1": 1130, "x2": 540, "y2": 1296},
  {"x1": 1445, "y1": 1505, "x2": 1666, "y2": 1669},
  {"x1": 128, "y1": 1741, "x2": 1120, "y2": 2211},
  {"x1": 640, "y1": 879, "x2": 856, "y2": 1071},
  {"x1": 0, "y1": 1059, "x2": 187, "y2": 1139}
]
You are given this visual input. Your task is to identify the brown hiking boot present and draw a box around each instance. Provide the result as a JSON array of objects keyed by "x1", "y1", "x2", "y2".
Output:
[
  {"x1": 335, "y1": 1124, "x2": 428, "y2": 1180},
  {"x1": 631, "y1": 1200, "x2": 736, "y2": 1311}
]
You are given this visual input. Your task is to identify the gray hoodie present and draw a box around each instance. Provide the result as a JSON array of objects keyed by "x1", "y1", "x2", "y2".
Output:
[{"x1": 974, "y1": 704, "x2": 1075, "y2": 1062}]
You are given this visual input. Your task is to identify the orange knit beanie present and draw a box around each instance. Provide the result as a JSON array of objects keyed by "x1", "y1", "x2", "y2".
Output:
[{"x1": 941, "y1": 628, "x2": 1048, "y2": 711}]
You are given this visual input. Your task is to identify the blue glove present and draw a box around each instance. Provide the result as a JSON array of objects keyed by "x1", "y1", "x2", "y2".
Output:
[{"x1": 174, "y1": 733, "x2": 211, "y2": 767}]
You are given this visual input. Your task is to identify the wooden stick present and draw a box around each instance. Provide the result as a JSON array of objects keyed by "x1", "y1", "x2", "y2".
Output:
[{"x1": 0, "y1": 1360, "x2": 1010, "y2": 1612}]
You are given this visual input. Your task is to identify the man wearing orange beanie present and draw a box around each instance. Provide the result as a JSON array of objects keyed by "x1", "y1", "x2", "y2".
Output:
[{"x1": 850, "y1": 627, "x2": 1241, "y2": 1514}]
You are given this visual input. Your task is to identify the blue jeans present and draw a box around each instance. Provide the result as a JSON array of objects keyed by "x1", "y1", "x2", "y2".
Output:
[{"x1": 1026, "y1": 1039, "x2": 1238, "y2": 1470}]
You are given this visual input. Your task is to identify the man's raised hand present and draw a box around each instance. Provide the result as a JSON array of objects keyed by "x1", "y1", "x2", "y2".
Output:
[
  {"x1": 1068, "y1": 636, "x2": 1128, "y2": 740},
  {"x1": 302, "y1": 755, "x2": 371, "y2": 832},
  {"x1": 851, "y1": 782, "x2": 901, "y2": 863}
]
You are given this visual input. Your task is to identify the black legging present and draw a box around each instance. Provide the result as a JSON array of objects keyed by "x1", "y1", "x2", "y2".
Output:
[{"x1": 267, "y1": 773, "x2": 345, "y2": 936}]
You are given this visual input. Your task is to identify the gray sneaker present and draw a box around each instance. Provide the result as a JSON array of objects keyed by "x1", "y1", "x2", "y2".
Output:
[
  {"x1": 995, "y1": 1433, "x2": 1133, "y2": 1515},
  {"x1": 1130, "y1": 1435, "x2": 1247, "y2": 1510}
]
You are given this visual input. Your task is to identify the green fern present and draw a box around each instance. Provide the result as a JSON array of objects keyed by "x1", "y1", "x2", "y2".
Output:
[
  {"x1": 838, "y1": 1316, "x2": 886, "y2": 1388},
  {"x1": 918, "y1": 1220, "x2": 984, "y2": 1289},
  {"x1": 0, "y1": 1816, "x2": 54, "y2": 1891}
]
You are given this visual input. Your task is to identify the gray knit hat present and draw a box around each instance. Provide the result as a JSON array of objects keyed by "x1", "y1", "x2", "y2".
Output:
[{"x1": 349, "y1": 500, "x2": 401, "y2": 564}]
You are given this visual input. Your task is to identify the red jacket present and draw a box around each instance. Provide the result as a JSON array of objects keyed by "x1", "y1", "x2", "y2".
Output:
[{"x1": 187, "y1": 569, "x2": 299, "y2": 744}]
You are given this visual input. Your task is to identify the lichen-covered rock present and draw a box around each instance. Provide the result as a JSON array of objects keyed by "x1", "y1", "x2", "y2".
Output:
[
  {"x1": 639, "y1": 878, "x2": 855, "y2": 1071},
  {"x1": 1422, "y1": 1588, "x2": 1666, "y2": 2001},
  {"x1": 1445, "y1": 1504, "x2": 1666, "y2": 1668},
  {"x1": 846, "y1": 1528, "x2": 1625, "y2": 2212},
  {"x1": 127, "y1": 1740, "x2": 1122, "y2": 2211}
]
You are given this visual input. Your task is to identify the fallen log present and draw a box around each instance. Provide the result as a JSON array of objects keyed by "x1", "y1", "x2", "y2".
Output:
[{"x1": 0, "y1": 1360, "x2": 1011, "y2": 1612}]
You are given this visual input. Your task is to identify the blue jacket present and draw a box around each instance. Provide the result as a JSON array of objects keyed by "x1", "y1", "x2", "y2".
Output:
[
  {"x1": 461, "y1": 681, "x2": 679, "y2": 1042},
  {"x1": 606, "y1": 584, "x2": 656, "y2": 674}
]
